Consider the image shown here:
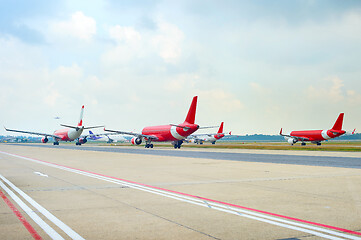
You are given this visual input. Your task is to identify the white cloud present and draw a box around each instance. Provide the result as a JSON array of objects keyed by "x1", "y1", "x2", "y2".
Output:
[
  {"x1": 307, "y1": 77, "x2": 345, "y2": 103},
  {"x1": 249, "y1": 82, "x2": 272, "y2": 95},
  {"x1": 151, "y1": 21, "x2": 184, "y2": 63},
  {"x1": 195, "y1": 89, "x2": 244, "y2": 113},
  {"x1": 103, "y1": 19, "x2": 184, "y2": 67},
  {"x1": 109, "y1": 26, "x2": 141, "y2": 43},
  {"x1": 50, "y1": 11, "x2": 96, "y2": 41}
]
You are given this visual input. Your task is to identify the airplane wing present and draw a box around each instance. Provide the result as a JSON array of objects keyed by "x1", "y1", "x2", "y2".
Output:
[
  {"x1": 104, "y1": 128, "x2": 159, "y2": 140},
  {"x1": 279, "y1": 128, "x2": 309, "y2": 141},
  {"x1": 189, "y1": 133, "x2": 214, "y2": 137},
  {"x1": 4, "y1": 127, "x2": 60, "y2": 139}
]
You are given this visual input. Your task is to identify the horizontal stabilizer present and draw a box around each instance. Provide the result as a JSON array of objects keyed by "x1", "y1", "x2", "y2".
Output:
[
  {"x1": 83, "y1": 125, "x2": 104, "y2": 130},
  {"x1": 170, "y1": 124, "x2": 190, "y2": 131}
]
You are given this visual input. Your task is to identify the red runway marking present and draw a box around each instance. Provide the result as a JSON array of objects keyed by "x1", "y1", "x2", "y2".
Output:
[
  {"x1": 4, "y1": 151, "x2": 361, "y2": 237},
  {"x1": 0, "y1": 189, "x2": 42, "y2": 240}
]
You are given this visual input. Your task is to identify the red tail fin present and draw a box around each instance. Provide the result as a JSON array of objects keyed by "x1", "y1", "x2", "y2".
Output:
[
  {"x1": 332, "y1": 113, "x2": 344, "y2": 131},
  {"x1": 78, "y1": 105, "x2": 84, "y2": 126},
  {"x1": 184, "y1": 96, "x2": 197, "y2": 124},
  {"x1": 218, "y1": 122, "x2": 224, "y2": 134}
]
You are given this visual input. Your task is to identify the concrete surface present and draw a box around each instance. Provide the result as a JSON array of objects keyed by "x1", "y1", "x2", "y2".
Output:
[{"x1": 0, "y1": 144, "x2": 361, "y2": 239}]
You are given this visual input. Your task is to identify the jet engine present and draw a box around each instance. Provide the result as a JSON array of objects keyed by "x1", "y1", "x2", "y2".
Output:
[
  {"x1": 41, "y1": 137, "x2": 48, "y2": 143},
  {"x1": 131, "y1": 137, "x2": 142, "y2": 145},
  {"x1": 288, "y1": 138, "x2": 297, "y2": 145},
  {"x1": 78, "y1": 138, "x2": 87, "y2": 144}
]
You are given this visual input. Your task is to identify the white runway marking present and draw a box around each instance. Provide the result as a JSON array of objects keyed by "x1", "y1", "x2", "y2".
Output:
[
  {"x1": 0, "y1": 176, "x2": 64, "y2": 240},
  {"x1": 1, "y1": 151, "x2": 360, "y2": 240},
  {"x1": 0, "y1": 174, "x2": 84, "y2": 240},
  {"x1": 34, "y1": 172, "x2": 48, "y2": 177}
]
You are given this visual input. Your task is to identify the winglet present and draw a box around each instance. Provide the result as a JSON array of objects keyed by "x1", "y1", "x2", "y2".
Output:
[
  {"x1": 332, "y1": 113, "x2": 344, "y2": 131},
  {"x1": 184, "y1": 96, "x2": 198, "y2": 124},
  {"x1": 217, "y1": 122, "x2": 224, "y2": 134}
]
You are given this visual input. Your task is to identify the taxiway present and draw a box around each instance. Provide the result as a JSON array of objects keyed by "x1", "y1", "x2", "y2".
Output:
[{"x1": 0, "y1": 144, "x2": 360, "y2": 239}]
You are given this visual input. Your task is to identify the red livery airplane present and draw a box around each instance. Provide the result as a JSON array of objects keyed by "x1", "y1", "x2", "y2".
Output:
[
  {"x1": 280, "y1": 113, "x2": 346, "y2": 145},
  {"x1": 5, "y1": 105, "x2": 103, "y2": 145},
  {"x1": 104, "y1": 96, "x2": 200, "y2": 149},
  {"x1": 186, "y1": 122, "x2": 231, "y2": 144}
]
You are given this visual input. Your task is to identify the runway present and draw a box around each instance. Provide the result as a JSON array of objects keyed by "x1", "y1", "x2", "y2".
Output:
[
  {"x1": 9, "y1": 143, "x2": 361, "y2": 169},
  {"x1": 1, "y1": 144, "x2": 361, "y2": 239}
]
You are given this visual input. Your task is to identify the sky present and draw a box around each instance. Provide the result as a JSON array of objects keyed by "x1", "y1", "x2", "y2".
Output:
[{"x1": 1, "y1": 0, "x2": 361, "y2": 136}]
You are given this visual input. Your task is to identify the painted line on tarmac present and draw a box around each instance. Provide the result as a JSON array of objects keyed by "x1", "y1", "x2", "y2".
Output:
[
  {"x1": 0, "y1": 174, "x2": 84, "y2": 240},
  {"x1": 1, "y1": 151, "x2": 360, "y2": 240},
  {"x1": 0, "y1": 177, "x2": 64, "y2": 240},
  {"x1": 0, "y1": 189, "x2": 42, "y2": 240}
]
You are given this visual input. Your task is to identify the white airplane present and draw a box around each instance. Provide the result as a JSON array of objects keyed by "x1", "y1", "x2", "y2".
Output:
[
  {"x1": 87, "y1": 130, "x2": 130, "y2": 143},
  {"x1": 4, "y1": 106, "x2": 103, "y2": 145},
  {"x1": 186, "y1": 122, "x2": 231, "y2": 144}
]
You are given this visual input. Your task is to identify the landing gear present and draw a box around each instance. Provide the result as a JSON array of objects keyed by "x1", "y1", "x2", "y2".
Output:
[
  {"x1": 53, "y1": 142, "x2": 59, "y2": 145},
  {"x1": 211, "y1": 142, "x2": 216, "y2": 145},
  {"x1": 301, "y1": 142, "x2": 306, "y2": 146},
  {"x1": 145, "y1": 143, "x2": 153, "y2": 148},
  {"x1": 76, "y1": 142, "x2": 82, "y2": 146},
  {"x1": 173, "y1": 140, "x2": 183, "y2": 149},
  {"x1": 316, "y1": 142, "x2": 321, "y2": 146}
]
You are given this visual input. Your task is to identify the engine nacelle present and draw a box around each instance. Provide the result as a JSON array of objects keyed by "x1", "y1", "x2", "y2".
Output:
[
  {"x1": 287, "y1": 138, "x2": 297, "y2": 145},
  {"x1": 131, "y1": 137, "x2": 142, "y2": 145},
  {"x1": 78, "y1": 138, "x2": 87, "y2": 144},
  {"x1": 41, "y1": 137, "x2": 48, "y2": 143}
]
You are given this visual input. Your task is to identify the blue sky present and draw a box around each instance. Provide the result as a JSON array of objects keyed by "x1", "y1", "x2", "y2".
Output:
[{"x1": 1, "y1": 0, "x2": 361, "y2": 135}]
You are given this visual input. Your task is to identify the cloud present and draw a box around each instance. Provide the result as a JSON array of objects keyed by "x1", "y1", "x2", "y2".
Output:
[
  {"x1": 103, "y1": 19, "x2": 184, "y2": 67},
  {"x1": 249, "y1": 82, "x2": 272, "y2": 95},
  {"x1": 50, "y1": 11, "x2": 96, "y2": 41},
  {"x1": 307, "y1": 77, "x2": 345, "y2": 103},
  {"x1": 151, "y1": 20, "x2": 184, "y2": 63},
  {"x1": 109, "y1": 25, "x2": 141, "y2": 43},
  {"x1": 195, "y1": 89, "x2": 244, "y2": 113}
]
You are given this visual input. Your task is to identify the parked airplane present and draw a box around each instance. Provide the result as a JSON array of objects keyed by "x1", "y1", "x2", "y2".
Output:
[
  {"x1": 88, "y1": 130, "x2": 129, "y2": 143},
  {"x1": 105, "y1": 96, "x2": 200, "y2": 149},
  {"x1": 186, "y1": 122, "x2": 231, "y2": 144},
  {"x1": 4, "y1": 105, "x2": 103, "y2": 145},
  {"x1": 280, "y1": 113, "x2": 346, "y2": 145}
]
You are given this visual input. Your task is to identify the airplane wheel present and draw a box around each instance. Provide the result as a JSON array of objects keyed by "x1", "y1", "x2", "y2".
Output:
[
  {"x1": 150, "y1": 144, "x2": 153, "y2": 148},
  {"x1": 174, "y1": 144, "x2": 178, "y2": 149},
  {"x1": 301, "y1": 142, "x2": 306, "y2": 146},
  {"x1": 145, "y1": 144, "x2": 148, "y2": 148},
  {"x1": 317, "y1": 142, "x2": 321, "y2": 146}
]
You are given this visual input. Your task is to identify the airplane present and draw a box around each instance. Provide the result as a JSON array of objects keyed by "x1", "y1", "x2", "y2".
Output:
[
  {"x1": 104, "y1": 96, "x2": 200, "y2": 149},
  {"x1": 280, "y1": 113, "x2": 346, "y2": 146},
  {"x1": 4, "y1": 105, "x2": 103, "y2": 145},
  {"x1": 87, "y1": 130, "x2": 129, "y2": 143},
  {"x1": 186, "y1": 122, "x2": 231, "y2": 144}
]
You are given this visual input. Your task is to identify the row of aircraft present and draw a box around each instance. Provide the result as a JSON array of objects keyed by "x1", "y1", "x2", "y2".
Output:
[{"x1": 4, "y1": 96, "x2": 352, "y2": 148}]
